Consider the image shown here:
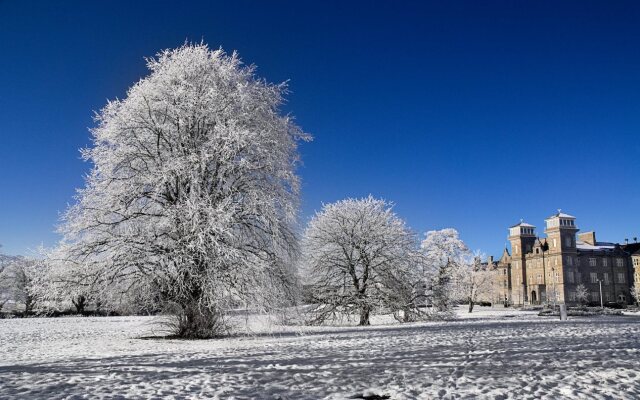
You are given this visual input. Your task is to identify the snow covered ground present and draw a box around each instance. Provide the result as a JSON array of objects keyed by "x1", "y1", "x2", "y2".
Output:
[{"x1": 1, "y1": 306, "x2": 640, "y2": 399}]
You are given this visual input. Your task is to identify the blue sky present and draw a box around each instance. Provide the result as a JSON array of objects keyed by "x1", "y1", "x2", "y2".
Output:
[{"x1": 1, "y1": 1, "x2": 639, "y2": 257}]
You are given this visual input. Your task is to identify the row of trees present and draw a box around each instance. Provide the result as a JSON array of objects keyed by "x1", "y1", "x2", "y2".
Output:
[
  {"x1": 1, "y1": 203, "x2": 492, "y2": 325},
  {"x1": 2, "y1": 44, "x2": 493, "y2": 337}
]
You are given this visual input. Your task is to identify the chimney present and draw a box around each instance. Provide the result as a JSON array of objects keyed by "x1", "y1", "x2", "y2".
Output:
[{"x1": 578, "y1": 231, "x2": 596, "y2": 246}]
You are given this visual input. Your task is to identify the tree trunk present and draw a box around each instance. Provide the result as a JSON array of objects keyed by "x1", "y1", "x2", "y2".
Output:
[
  {"x1": 359, "y1": 305, "x2": 370, "y2": 326},
  {"x1": 24, "y1": 296, "x2": 34, "y2": 315},
  {"x1": 403, "y1": 306, "x2": 411, "y2": 323},
  {"x1": 175, "y1": 301, "x2": 226, "y2": 339},
  {"x1": 468, "y1": 298, "x2": 474, "y2": 313},
  {"x1": 72, "y1": 295, "x2": 87, "y2": 314}
]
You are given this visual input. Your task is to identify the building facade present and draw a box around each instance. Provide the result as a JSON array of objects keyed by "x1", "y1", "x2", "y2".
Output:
[{"x1": 494, "y1": 212, "x2": 638, "y2": 306}]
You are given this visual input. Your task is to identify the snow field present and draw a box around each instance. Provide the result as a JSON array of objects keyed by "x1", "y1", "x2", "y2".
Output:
[{"x1": 1, "y1": 307, "x2": 639, "y2": 399}]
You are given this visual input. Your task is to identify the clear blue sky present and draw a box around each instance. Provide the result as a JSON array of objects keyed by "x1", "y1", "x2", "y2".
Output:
[{"x1": 1, "y1": 1, "x2": 639, "y2": 257}]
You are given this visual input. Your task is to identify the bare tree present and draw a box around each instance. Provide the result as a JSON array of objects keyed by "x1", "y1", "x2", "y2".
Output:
[
  {"x1": 301, "y1": 196, "x2": 422, "y2": 326},
  {"x1": 51, "y1": 44, "x2": 309, "y2": 337},
  {"x1": 453, "y1": 252, "x2": 494, "y2": 313}
]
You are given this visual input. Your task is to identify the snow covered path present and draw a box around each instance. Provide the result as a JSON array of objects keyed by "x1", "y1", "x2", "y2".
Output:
[{"x1": 1, "y1": 308, "x2": 640, "y2": 399}]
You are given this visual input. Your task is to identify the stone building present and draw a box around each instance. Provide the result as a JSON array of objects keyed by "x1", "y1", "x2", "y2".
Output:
[{"x1": 493, "y1": 211, "x2": 638, "y2": 306}]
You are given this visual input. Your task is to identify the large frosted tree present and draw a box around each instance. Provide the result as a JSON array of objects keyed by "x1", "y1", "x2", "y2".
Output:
[
  {"x1": 54, "y1": 44, "x2": 309, "y2": 337},
  {"x1": 301, "y1": 196, "x2": 422, "y2": 325}
]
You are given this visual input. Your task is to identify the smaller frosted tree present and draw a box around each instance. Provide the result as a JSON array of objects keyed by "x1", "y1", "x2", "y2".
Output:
[
  {"x1": 0, "y1": 253, "x2": 10, "y2": 312},
  {"x1": 2, "y1": 257, "x2": 40, "y2": 314},
  {"x1": 301, "y1": 196, "x2": 421, "y2": 325},
  {"x1": 421, "y1": 228, "x2": 468, "y2": 315}
]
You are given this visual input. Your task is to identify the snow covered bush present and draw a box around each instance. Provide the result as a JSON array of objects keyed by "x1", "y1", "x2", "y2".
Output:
[
  {"x1": 52, "y1": 43, "x2": 309, "y2": 338},
  {"x1": 301, "y1": 196, "x2": 423, "y2": 325},
  {"x1": 575, "y1": 283, "x2": 589, "y2": 305}
]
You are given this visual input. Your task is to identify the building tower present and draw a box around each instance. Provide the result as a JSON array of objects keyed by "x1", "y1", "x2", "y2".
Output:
[
  {"x1": 508, "y1": 221, "x2": 537, "y2": 305},
  {"x1": 544, "y1": 211, "x2": 579, "y2": 304}
]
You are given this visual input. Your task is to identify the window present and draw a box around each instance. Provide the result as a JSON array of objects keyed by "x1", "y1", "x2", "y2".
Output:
[
  {"x1": 590, "y1": 273, "x2": 598, "y2": 283},
  {"x1": 567, "y1": 271, "x2": 575, "y2": 284},
  {"x1": 616, "y1": 258, "x2": 624, "y2": 267},
  {"x1": 603, "y1": 273, "x2": 610, "y2": 285},
  {"x1": 617, "y1": 273, "x2": 625, "y2": 283},
  {"x1": 591, "y1": 292, "x2": 600, "y2": 301},
  {"x1": 555, "y1": 272, "x2": 560, "y2": 282},
  {"x1": 605, "y1": 292, "x2": 612, "y2": 302},
  {"x1": 565, "y1": 236, "x2": 572, "y2": 247},
  {"x1": 589, "y1": 258, "x2": 597, "y2": 267},
  {"x1": 566, "y1": 256, "x2": 573, "y2": 266},
  {"x1": 568, "y1": 292, "x2": 576, "y2": 301},
  {"x1": 576, "y1": 272, "x2": 582, "y2": 283},
  {"x1": 553, "y1": 238, "x2": 557, "y2": 248},
  {"x1": 602, "y1": 258, "x2": 608, "y2": 267},
  {"x1": 537, "y1": 274, "x2": 542, "y2": 284}
]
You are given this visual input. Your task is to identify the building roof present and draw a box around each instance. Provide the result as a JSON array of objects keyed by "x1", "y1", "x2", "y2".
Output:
[
  {"x1": 576, "y1": 240, "x2": 616, "y2": 251},
  {"x1": 510, "y1": 221, "x2": 535, "y2": 228},
  {"x1": 546, "y1": 211, "x2": 576, "y2": 220}
]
